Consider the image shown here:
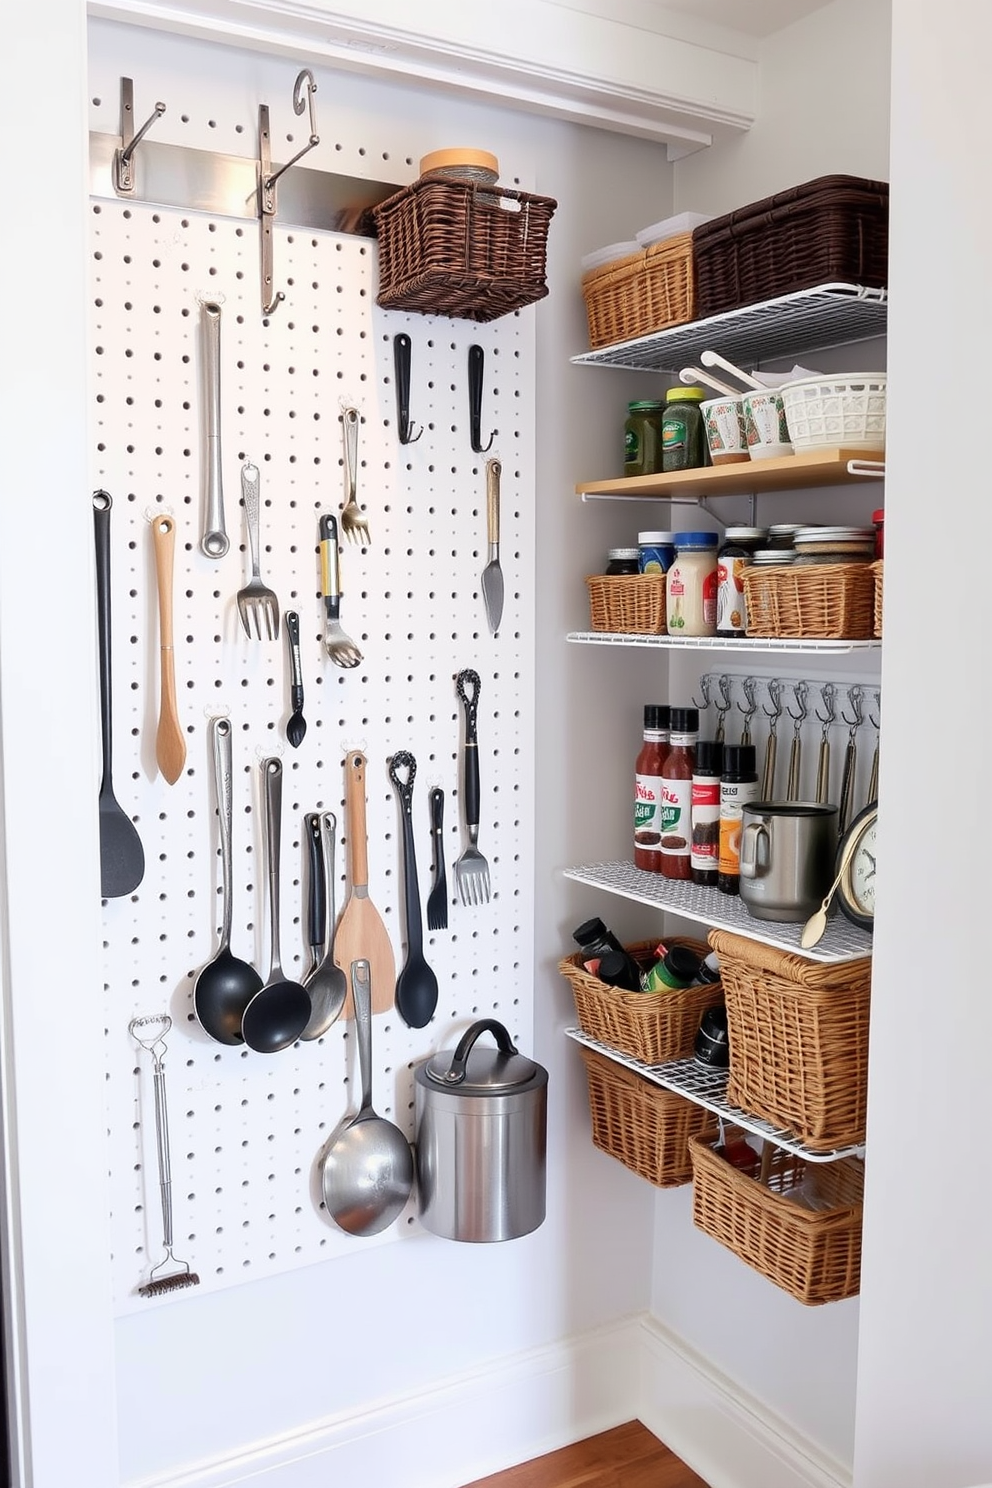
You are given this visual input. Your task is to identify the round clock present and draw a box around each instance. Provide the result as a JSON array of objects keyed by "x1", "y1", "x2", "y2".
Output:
[{"x1": 835, "y1": 801, "x2": 878, "y2": 931}]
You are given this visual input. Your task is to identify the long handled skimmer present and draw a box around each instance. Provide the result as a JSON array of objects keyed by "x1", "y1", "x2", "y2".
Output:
[{"x1": 129, "y1": 1014, "x2": 200, "y2": 1297}]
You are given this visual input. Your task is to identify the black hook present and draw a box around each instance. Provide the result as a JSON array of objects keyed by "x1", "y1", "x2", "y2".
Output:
[
  {"x1": 393, "y1": 334, "x2": 422, "y2": 445},
  {"x1": 468, "y1": 345, "x2": 495, "y2": 453}
]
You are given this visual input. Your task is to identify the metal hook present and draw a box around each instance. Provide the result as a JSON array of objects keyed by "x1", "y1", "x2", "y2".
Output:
[
  {"x1": 691, "y1": 675, "x2": 712, "y2": 713},
  {"x1": 737, "y1": 676, "x2": 758, "y2": 746},
  {"x1": 468, "y1": 345, "x2": 495, "y2": 454},
  {"x1": 114, "y1": 78, "x2": 166, "y2": 195},
  {"x1": 841, "y1": 683, "x2": 865, "y2": 736},
  {"x1": 393, "y1": 334, "x2": 423, "y2": 445},
  {"x1": 786, "y1": 679, "x2": 808, "y2": 732},
  {"x1": 815, "y1": 681, "x2": 836, "y2": 736},
  {"x1": 867, "y1": 689, "x2": 881, "y2": 732},
  {"x1": 762, "y1": 677, "x2": 783, "y2": 730},
  {"x1": 713, "y1": 674, "x2": 732, "y2": 744},
  {"x1": 257, "y1": 69, "x2": 320, "y2": 316}
]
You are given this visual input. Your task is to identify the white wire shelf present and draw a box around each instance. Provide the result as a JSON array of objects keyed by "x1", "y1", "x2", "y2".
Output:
[
  {"x1": 566, "y1": 632, "x2": 881, "y2": 654},
  {"x1": 570, "y1": 283, "x2": 887, "y2": 373},
  {"x1": 565, "y1": 1027, "x2": 864, "y2": 1163},
  {"x1": 561, "y1": 861, "x2": 873, "y2": 963}
]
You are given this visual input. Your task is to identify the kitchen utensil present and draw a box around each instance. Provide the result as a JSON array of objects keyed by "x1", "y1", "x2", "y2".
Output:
[
  {"x1": 800, "y1": 822, "x2": 865, "y2": 949},
  {"x1": 319, "y1": 958, "x2": 414, "y2": 1236},
  {"x1": 425, "y1": 786, "x2": 448, "y2": 931},
  {"x1": 193, "y1": 717, "x2": 263, "y2": 1045},
  {"x1": 700, "y1": 348, "x2": 764, "y2": 391},
  {"x1": 468, "y1": 343, "x2": 494, "y2": 453},
  {"x1": 333, "y1": 750, "x2": 396, "y2": 1020},
  {"x1": 284, "y1": 610, "x2": 307, "y2": 747},
  {"x1": 300, "y1": 811, "x2": 348, "y2": 1040},
  {"x1": 839, "y1": 720, "x2": 859, "y2": 834},
  {"x1": 129, "y1": 1014, "x2": 200, "y2": 1296},
  {"x1": 480, "y1": 456, "x2": 504, "y2": 634},
  {"x1": 414, "y1": 1019, "x2": 548, "y2": 1242},
  {"x1": 388, "y1": 751, "x2": 439, "y2": 1029},
  {"x1": 199, "y1": 299, "x2": 229, "y2": 559},
  {"x1": 241, "y1": 758, "x2": 311, "y2": 1053},
  {"x1": 786, "y1": 681, "x2": 807, "y2": 801},
  {"x1": 93, "y1": 491, "x2": 145, "y2": 899},
  {"x1": 738, "y1": 801, "x2": 839, "y2": 923},
  {"x1": 679, "y1": 364, "x2": 738, "y2": 397},
  {"x1": 814, "y1": 683, "x2": 835, "y2": 806},
  {"x1": 318, "y1": 513, "x2": 362, "y2": 669},
  {"x1": 236, "y1": 461, "x2": 280, "y2": 640},
  {"x1": 454, "y1": 669, "x2": 491, "y2": 906},
  {"x1": 393, "y1": 333, "x2": 421, "y2": 444},
  {"x1": 760, "y1": 683, "x2": 780, "y2": 800},
  {"x1": 151, "y1": 514, "x2": 186, "y2": 785},
  {"x1": 339, "y1": 405, "x2": 370, "y2": 545}
]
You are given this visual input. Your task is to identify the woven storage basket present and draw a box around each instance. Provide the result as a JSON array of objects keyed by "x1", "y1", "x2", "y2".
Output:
[
  {"x1": 581, "y1": 233, "x2": 695, "y2": 349},
  {"x1": 743, "y1": 561, "x2": 875, "y2": 640},
  {"x1": 585, "y1": 574, "x2": 667, "y2": 634},
  {"x1": 872, "y1": 559, "x2": 883, "y2": 638},
  {"x1": 371, "y1": 177, "x2": 558, "y2": 322},
  {"x1": 689, "y1": 1133, "x2": 864, "y2": 1304},
  {"x1": 708, "y1": 929, "x2": 872, "y2": 1152},
  {"x1": 692, "y1": 174, "x2": 889, "y2": 319},
  {"x1": 580, "y1": 1044, "x2": 714, "y2": 1188},
  {"x1": 558, "y1": 937, "x2": 719, "y2": 1064}
]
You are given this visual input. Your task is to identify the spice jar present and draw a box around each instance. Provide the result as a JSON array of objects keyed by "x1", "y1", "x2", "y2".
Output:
[
  {"x1": 638, "y1": 531, "x2": 676, "y2": 575},
  {"x1": 605, "y1": 547, "x2": 641, "y2": 575},
  {"x1": 716, "y1": 526, "x2": 766, "y2": 638},
  {"x1": 661, "y1": 387, "x2": 707, "y2": 472},
  {"x1": 666, "y1": 532, "x2": 719, "y2": 636},
  {"x1": 624, "y1": 401, "x2": 665, "y2": 477}
]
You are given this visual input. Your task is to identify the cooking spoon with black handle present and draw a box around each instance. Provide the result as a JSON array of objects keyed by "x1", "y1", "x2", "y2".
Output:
[{"x1": 389, "y1": 751, "x2": 439, "y2": 1029}]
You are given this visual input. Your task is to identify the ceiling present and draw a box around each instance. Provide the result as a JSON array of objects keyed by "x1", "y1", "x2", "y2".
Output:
[{"x1": 648, "y1": 0, "x2": 835, "y2": 37}]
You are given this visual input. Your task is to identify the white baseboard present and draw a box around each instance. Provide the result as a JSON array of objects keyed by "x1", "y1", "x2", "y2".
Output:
[{"x1": 130, "y1": 1314, "x2": 849, "y2": 1488}]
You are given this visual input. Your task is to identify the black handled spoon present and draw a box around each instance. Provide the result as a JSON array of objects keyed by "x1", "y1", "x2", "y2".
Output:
[{"x1": 388, "y1": 751, "x2": 439, "y2": 1029}]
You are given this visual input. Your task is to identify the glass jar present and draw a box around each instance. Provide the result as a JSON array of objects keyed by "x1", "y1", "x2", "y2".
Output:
[
  {"x1": 624, "y1": 401, "x2": 665, "y2": 477},
  {"x1": 605, "y1": 547, "x2": 640, "y2": 575},
  {"x1": 661, "y1": 387, "x2": 707, "y2": 472},
  {"x1": 666, "y1": 532, "x2": 719, "y2": 636},
  {"x1": 637, "y1": 530, "x2": 676, "y2": 575},
  {"x1": 716, "y1": 526, "x2": 766, "y2": 638}
]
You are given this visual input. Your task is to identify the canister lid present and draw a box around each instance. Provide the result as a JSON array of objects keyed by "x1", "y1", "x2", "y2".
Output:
[
  {"x1": 638, "y1": 531, "x2": 675, "y2": 543},
  {"x1": 419, "y1": 147, "x2": 500, "y2": 180},
  {"x1": 666, "y1": 386, "x2": 705, "y2": 402},
  {"x1": 607, "y1": 547, "x2": 640, "y2": 559},
  {"x1": 628, "y1": 400, "x2": 665, "y2": 412},
  {"x1": 674, "y1": 531, "x2": 719, "y2": 548},
  {"x1": 422, "y1": 1020, "x2": 546, "y2": 1094}
]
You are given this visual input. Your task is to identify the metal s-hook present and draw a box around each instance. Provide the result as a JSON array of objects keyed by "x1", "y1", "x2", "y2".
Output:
[
  {"x1": 114, "y1": 78, "x2": 166, "y2": 196},
  {"x1": 257, "y1": 69, "x2": 320, "y2": 316},
  {"x1": 761, "y1": 678, "x2": 783, "y2": 800},
  {"x1": 691, "y1": 674, "x2": 712, "y2": 714},
  {"x1": 713, "y1": 674, "x2": 732, "y2": 744},
  {"x1": 737, "y1": 676, "x2": 758, "y2": 746}
]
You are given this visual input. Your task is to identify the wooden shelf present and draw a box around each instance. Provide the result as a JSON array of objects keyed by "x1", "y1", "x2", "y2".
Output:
[{"x1": 577, "y1": 447, "x2": 883, "y2": 501}]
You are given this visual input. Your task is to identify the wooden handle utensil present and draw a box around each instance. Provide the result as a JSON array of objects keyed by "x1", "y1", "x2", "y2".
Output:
[{"x1": 152, "y1": 515, "x2": 186, "y2": 784}]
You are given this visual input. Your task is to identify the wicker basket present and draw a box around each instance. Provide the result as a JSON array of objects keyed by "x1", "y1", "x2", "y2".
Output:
[
  {"x1": 580, "y1": 1044, "x2": 714, "y2": 1187},
  {"x1": 581, "y1": 232, "x2": 695, "y2": 349},
  {"x1": 585, "y1": 574, "x2": 667, "y2": 634},
  {"x1": 689, "y1": 1133, "x2": 864, "y2": 1304},
  {"x1": 559, "y1": 937, "x2": 719, "y2": 1064},
  {"x1": 872, "y1": 559, "x2": 883, "y2": 638},
  {"x1": 708, "y1": 929, "x2": 872, "y2": 1152},
  {"x1": 692, "y1": 174, "x2": 889, "y2": 319},
  {"x1": 371, "y1": 177, "x2": 558, "y2": 322},
  {"x1": 743, "y1": 561, "x2": 876, "y2": 640}
]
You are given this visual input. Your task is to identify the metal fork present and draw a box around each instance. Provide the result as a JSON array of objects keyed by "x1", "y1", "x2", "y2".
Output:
[
  {"x1": 454, "y1": 669, "x2": 491, "y2": 906},
  {"x1": 339, "y1": 406, "x2": 370, "y2": 545},
  {"x1": 237, "y1": 461, "x2": 280, "y2": 640}
]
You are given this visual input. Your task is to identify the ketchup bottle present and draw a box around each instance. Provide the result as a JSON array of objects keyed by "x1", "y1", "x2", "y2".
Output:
[
  {"x1": 660, "y1": 706, "x2": 699, "y2": 880},
  {"x1": 634, "y1": 705, "x2": 670, "y2": 872}
]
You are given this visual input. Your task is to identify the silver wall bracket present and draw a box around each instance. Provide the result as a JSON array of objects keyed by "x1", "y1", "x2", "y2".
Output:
[
  {"x1": 114, "y1": 77, "x2": 166, "y2": 196},
  {"x1": 257, "y1": 69, "x2": 320, "y2": 316}
]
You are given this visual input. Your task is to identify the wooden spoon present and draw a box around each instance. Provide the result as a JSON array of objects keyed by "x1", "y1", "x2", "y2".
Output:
[
  {"x1": 333, "y1": 751, "x2": 396, "y2": 1020},
  {"x1": 152, "y1": 514, "x2": 186, "y2": 784},
  {"x1": 800, "y1": 831, "x2": 861, "y2": 950}
]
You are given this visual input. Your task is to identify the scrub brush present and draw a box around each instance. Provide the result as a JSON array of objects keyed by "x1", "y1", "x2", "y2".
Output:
[{"x1": 129, "y1": 1014, "x2": 200, "y2": 1297}]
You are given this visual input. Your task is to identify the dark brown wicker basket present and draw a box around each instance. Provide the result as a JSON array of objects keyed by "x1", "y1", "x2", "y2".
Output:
[
  {"x1": 371, "y1": 177, "x2": 558, "y2": 322},
  {"x1": 692, "y1": 174, "x2": 889, "y2": 319}
]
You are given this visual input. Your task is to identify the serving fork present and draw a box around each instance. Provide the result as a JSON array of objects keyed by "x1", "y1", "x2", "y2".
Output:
[
  {"x1": 339, "y1": 405, "x2": 370, "y2": 545},
  {"x1": 237, "y1": 461, "x2": 280, "y2": 640},
  {"x1": 454, "y1": 669, "x2": 491, "y2": 907}
]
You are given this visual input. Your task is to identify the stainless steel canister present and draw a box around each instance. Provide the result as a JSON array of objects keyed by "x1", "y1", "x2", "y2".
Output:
[
  {"x1": 738, "y1": 800, "x2": 838, "y2": 922},
  {"x1": 414, "y1": 1020, "x2": 548, "y2": 1243}
]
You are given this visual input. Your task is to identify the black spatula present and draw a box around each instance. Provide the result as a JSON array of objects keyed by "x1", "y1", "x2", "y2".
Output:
[{"x1": 93, "y1": 491, "x2": 145, "y2": 898}]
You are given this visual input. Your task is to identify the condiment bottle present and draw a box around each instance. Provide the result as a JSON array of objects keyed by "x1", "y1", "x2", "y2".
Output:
[
  {"x1": 716, "y1": 526, "x2": 766, "y2": 638},
  {"x1": 572, "y1": 917, "x2": 640, "y2": 988},
  {"x1": 624, "y1": 400, "x2": 665, "y2": 477},
  {"x1": 638, "y1": 531, "x2": 676, "y2": 575},
  {"x1": 661, "y1": 387, "x2": 707, "y2": 472},
  {"x1": 691, "y1": 738, "x2": 723, "y2": 886},
  {"x1": 660, "y1": 706, "x2": 698, "y2": 880},
  {"x1": 634, "y1": 704, "x2": 670, "y2": 872},
  {"x1": 666, "y1": 532, "x2": 719, "y2": 636},
  {"x1": 717, "y1": 743, "x2": 760, "y2": 895},
  {"x1": 597, "y1": 949, "x2": 642, "y2": 993},
  {"x1": 641, "y1": 942, "x2": 702, "y2": 991}
]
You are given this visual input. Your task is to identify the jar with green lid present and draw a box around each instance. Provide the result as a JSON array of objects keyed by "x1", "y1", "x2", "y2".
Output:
[
  {"x1": 624, "y1": 400, "x2": 665, "y2": 477},
  {"x1": 661, "y1": 387, "x2": 708, "y2": 473}
]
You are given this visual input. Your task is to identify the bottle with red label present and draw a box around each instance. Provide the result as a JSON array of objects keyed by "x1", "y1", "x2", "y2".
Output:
[
  {"x1": 634, "y1": 704, "x2": 670, "y2": 872},
  {"x1": 691, "y1": 738, "x2": 723, "y2": 886},
  {"x1": 660, "y1": 706, "x2": 699, "y2": 880}
]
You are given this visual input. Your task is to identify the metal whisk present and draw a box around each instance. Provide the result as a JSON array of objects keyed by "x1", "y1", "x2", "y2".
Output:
[{"x1": 129, "y1": 1014, "x2": 200, "y2": 1298}]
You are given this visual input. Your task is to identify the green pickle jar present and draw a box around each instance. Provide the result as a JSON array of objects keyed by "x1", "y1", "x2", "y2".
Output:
[
  {"x1": 624, "y1": 400, "x2": 665, "y2": 477},
  {"x1": 661, "y1": 386, "x2": 707, "y2": 472}
]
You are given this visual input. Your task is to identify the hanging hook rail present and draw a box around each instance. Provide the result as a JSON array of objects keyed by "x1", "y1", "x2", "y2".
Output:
[
  {"x1": 114, "y1": 78, "x2": 166, "y2": 196},
  {"x1": 257, "y1": 69, "x2": 320, "y2": 316}
]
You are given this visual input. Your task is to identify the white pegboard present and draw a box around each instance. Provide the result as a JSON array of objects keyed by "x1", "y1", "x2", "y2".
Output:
[{"x1": 90, "y1": 193, "x2": 535, "y2": 1311}]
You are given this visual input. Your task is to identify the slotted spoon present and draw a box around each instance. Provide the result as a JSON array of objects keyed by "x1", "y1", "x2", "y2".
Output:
[
  {"x1": 454, "y1": 669, "x2": 491, "y2": 907},
  {"x1": 237, "y1": 461, "x2": 280, "y2": 640}
]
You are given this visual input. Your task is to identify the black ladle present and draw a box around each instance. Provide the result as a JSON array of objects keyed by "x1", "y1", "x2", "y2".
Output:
[
  {"x1": 242, "y1": 757, "x2": 312, "y2": 1053},
  {"x1": 388, "y1": 751, "x2": 439, "y2": 1029},
  {"x1": 93, "y1": 491, "x2": 145, "y2": 898},
  {"x1": 193, "y1": 717, "x2": 262, "y2": 1044}
]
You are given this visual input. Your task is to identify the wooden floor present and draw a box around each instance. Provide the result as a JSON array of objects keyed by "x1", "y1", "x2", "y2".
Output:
[{"x1": 461, "y1": 1422, "x2": 710, "y2": 1488}]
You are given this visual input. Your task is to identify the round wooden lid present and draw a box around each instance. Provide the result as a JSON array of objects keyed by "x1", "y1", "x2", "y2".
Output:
[{"x1": 419, "y1": 147, "x2": 500, "y2": 179}]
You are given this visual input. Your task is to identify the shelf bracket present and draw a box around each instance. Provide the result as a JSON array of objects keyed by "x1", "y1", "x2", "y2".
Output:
[
  {"x1": 847, "y1": 459, "x2": 885, "y2": 480},
  {"x1": 113, "y1": 77, "x2": 166, "y2": 197},
  {"x1": 257, "y1": 69, "x2": 320, "y2": 317}
]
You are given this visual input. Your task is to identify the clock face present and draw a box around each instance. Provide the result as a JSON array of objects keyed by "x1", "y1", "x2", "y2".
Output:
[{"x1": 837, "y1": 805, "x2": 878, "y2": 929}]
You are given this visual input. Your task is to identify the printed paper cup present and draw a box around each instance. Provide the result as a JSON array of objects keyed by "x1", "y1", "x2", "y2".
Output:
[
  {"x1": 743, "y1": 389, "x2": 793, "y2": 460},
  {"x1": 701, "y1": 396, "x2": 748, "y2": 465}
]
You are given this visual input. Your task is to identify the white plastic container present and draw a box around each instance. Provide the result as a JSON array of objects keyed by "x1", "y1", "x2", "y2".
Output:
[
  {"x1": 742, "y1": 389, "x2": 793, "y2": 461},
  {"x1": 635, "y1": 211, "x2": 713, "y2": 248},
  {"x1": 580, "y1": 241, "x2": 640, "y2": 274},
  {"x1": 779, "y1": 374, "x2": 887, "y2": 453},
  {"x1": 701, "y1": 395, "x2": 748, "y2": 465}
]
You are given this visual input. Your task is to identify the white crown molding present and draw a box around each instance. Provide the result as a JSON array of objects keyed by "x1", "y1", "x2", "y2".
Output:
[{"x1": 87, "y1": 0, "x2": 758, "y2": 155}]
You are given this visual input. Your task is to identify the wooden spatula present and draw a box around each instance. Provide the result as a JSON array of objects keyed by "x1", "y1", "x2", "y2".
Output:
[
  {"x1": 334, "y1": 750, "x2": 396, "y2": 1019},
  {"x1": 152, "y1": 514, "x2": 186, "y2": 785}
]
